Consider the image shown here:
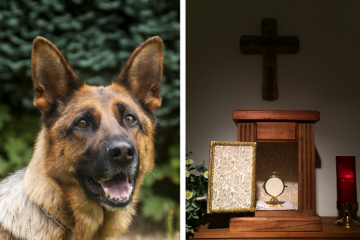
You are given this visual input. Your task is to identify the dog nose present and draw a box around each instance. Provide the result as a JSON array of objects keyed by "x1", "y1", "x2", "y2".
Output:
[{"x1": 107, "y1": 141, "x2": 134, "y2": 161}]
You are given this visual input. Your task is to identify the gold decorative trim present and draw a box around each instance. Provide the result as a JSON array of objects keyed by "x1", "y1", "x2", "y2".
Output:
[
  {"x1": 263, "y1": 172, "x2": 286, "y2": 197},
  {"x1": 208, "y1": 141, "x2": 256, "y2": 213}
]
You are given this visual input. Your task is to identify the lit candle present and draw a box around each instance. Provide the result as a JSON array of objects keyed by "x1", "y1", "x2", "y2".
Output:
[{"x1": 336, "y1": 156, "x2": 357, "y2": 204}]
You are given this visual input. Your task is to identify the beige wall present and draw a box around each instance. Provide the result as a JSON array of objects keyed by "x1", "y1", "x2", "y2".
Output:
[{"x1": 186, "y1": 0, "x2": 360, "y2": 216}]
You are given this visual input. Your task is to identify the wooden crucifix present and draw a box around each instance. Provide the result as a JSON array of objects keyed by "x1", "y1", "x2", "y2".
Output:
[{"x1": 240, "y1": 18, "x2": 299, "y2": 101}]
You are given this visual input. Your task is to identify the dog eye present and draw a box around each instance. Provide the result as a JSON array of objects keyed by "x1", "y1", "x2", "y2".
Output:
[
  {"x1": 125, "y1": 115, "x2": 136, "y2": 125},
  {"x1": 76, "y1": 119, "x2": 88, "y2": 128}
]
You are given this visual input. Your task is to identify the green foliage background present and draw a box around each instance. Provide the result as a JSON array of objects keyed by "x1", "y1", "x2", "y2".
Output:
[{"x1": 0, "y1": 0, "x2": 180, "y2": 234}]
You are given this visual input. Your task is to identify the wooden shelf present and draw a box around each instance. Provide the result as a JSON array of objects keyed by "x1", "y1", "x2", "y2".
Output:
[{"x1": 188, "y1": 217, "x2": 360, "y2": 239}]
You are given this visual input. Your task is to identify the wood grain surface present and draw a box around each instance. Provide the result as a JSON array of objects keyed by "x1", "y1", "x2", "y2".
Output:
[
  {"x1": 233, "y1": 110, "x2": 320, "y2": 123},
  {"x1": 256, "y1": 122, "x2": 297, "y2": 141},
  {"x1": 188, "y1": 217, "x2": 360, "y2": 239},
  {"x1": 229, "y1": 216, "x2": 321, "y2": 232},
  {"x1": 298, "y1": 123, "x2": 316, "y2": 216}
]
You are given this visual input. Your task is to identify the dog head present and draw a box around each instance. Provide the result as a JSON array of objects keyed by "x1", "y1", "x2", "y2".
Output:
[{"x1": 31, "y1": 37, "x2": 163, "y2": 211}]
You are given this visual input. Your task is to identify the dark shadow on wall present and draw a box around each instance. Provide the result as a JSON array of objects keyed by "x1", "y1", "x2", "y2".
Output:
[{"x1": 315, "y1": 147, "x2": 321, "y2": 169}]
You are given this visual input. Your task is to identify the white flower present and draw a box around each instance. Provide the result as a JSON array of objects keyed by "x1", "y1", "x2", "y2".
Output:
[
  {"x1": 203, "y1": 171, "x2": 209, "y2": 179},
  {"x1": 186, "y1": 159, "x2": 194, "y2": 165},
  {"x1": 186, "y1": 190, "x2": 193, "y2": 200},
  {"x1": 186, "y1": 171, "x2": 190, "y2": 177},
  {"x1": 196, "y1": 196, "x2": 207, "y2": 201}
]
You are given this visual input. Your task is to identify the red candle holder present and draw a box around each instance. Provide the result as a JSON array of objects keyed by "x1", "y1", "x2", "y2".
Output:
[{"x1": 335, "y1": 156, "x2": 359, "y2": 228}]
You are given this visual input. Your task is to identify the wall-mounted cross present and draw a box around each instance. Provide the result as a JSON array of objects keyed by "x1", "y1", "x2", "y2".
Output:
[{"x1": 240, "y1": 18, "x2": 299, "y2": 101}]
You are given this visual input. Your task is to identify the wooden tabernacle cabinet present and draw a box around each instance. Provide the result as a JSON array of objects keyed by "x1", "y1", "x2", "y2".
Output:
[
  {"x1": 231, "y1": 110, "x2": 321, "y2": 231},
  {"x1": 188, "y1": 110, "x2": 360, "y2": 238}
]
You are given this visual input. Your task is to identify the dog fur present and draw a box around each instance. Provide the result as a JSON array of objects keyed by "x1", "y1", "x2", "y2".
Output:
[{"x1": 0, "y1": 36, "x2": 163, "y2": 240}]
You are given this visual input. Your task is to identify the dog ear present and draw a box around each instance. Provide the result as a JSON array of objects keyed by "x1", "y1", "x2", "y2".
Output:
[
  {"x1": 31, "y1": 37, "x2": 83, "y2": 113},
  {"x1": 115, "y1": 36, "x2": 163, "y2": 113}
]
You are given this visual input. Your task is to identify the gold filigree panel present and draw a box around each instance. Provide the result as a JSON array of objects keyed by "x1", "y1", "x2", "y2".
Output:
[
  {"x1": 255, "y1": 142, "x2": 298, "y2": 209},
  {"x1": 208, "y1": 141, "x2": 256, "y2": 213}
]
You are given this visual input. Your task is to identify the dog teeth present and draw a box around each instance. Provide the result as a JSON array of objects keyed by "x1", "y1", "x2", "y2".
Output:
[
  {"x1": 104, "y1": 188, "x2": 109, "y2": 197},
  {"x1": 117, "y1": 196, "x2": 129, "y2": 201},
  {"x1": 103, "y1": 187, "x2": 132, "y2": 201},
  {"x1": 106, "y1": 195, "x2": 130, "y2": 201}
]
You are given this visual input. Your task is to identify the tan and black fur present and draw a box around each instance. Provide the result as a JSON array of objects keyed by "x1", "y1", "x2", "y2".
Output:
[{"x1": 0, "y1": 36, "x2": 163, "y2": 240}]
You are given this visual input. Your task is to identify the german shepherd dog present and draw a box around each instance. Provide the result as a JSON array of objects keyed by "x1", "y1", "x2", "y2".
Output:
[{"x1": 0, "y1": 36, "x2": 163, "y2": 240}]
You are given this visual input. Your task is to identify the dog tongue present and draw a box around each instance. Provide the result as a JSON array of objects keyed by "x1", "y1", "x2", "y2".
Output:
[{"x1": 99, "y1": 174, "x2": 131, "y2": 199}]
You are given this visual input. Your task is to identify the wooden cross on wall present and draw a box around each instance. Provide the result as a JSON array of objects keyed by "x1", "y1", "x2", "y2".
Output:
[{"x1": 240, "y1": 18, "x2": 299, "y2": 101}]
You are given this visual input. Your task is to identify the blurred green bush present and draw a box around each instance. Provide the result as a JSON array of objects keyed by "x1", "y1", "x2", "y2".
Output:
[{"x1": 0, "y1": 0, "x2": 179, "y2": 234}]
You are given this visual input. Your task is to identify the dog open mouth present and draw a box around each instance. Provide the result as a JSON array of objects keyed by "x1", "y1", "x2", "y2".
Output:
[{"x1": 83, "y1": 173, "x2": 136, "y2": 208}]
